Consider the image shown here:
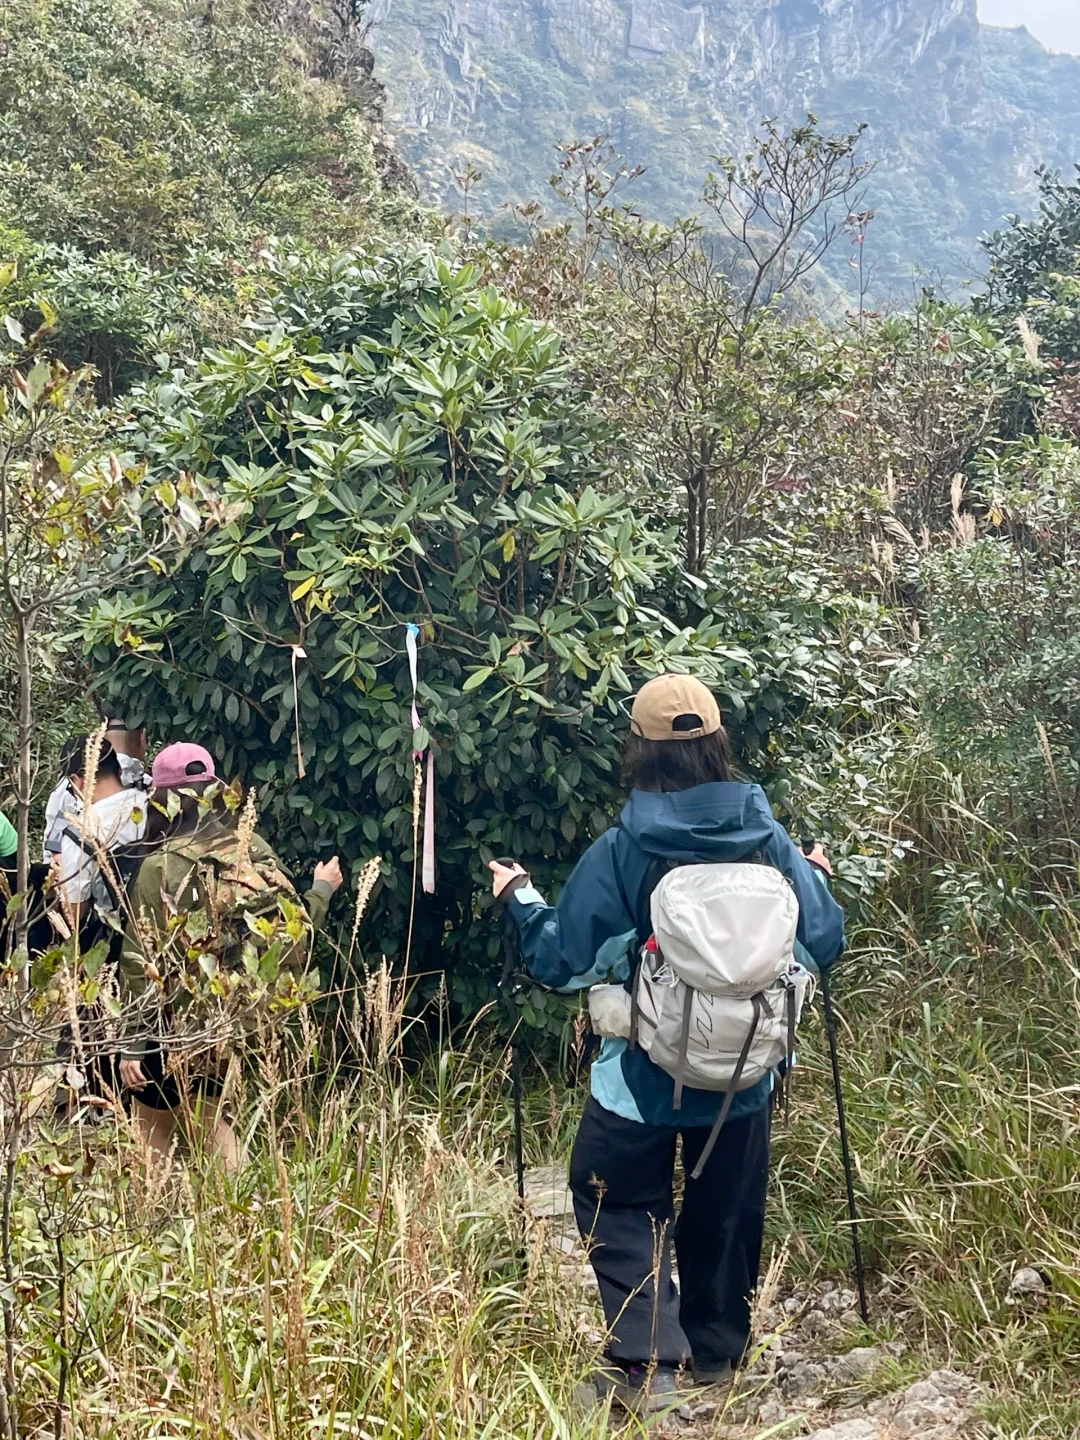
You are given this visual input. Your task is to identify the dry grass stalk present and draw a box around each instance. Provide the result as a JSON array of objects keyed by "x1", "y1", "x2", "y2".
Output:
[
  {"x1": 1018, "y1": 312, "x2": 1042, "y2": 366},
  {"x1": 233, "y1": 785, "x2": 258, "y2": 874},
  {"x1": 347, "y1": 855, "x2": 381, "y2": 965}
]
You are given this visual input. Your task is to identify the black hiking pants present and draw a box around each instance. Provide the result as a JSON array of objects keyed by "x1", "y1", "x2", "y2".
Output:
[{"x1": 569, "y1": 1095, "x2": 770, "y2": 1370}]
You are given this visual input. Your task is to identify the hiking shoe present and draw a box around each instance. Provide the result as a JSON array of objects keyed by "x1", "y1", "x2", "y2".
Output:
[
  {"x1": 691, "y1": 1358, "x2": 734, "y2": 1387},
  {"x1": 594, "y1": 1362, "x2": 682, "y2": 1414}
]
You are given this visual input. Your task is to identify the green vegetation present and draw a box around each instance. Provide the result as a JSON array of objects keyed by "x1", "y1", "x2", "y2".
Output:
[
  {"x1": 0, "y1": 0, "x2": 418, "y2": 394},
  {"x1": 5, "y1": 6, "x2": 1080, "y2": 1434}
]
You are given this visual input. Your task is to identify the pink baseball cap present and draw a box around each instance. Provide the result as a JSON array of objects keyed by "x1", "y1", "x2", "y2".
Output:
[{"x1": 151, "y1": 742, "x2": 217, "y2": 790}]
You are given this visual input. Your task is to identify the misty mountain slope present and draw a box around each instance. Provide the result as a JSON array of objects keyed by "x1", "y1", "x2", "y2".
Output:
[{"x1": 368, "y1": 0, "x2": 1080, "y2": 295}]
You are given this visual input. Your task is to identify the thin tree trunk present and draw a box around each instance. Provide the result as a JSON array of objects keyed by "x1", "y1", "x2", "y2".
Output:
[
  {"x1": 13, "y1": 612, "x2": 32, "y2": 988},
  {"x1": 53, "y1": 1232, "x2": 67, "y2": 1440},
  {"x1": 685, "y1": 472, "x2": 699, "y2": 573},
  {"x1": 0, "y1": 1091, "x2": 22, "y2": 1440}
]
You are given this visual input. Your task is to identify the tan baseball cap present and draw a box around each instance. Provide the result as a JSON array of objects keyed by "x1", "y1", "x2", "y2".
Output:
[{"x1": 630, "y1": 674, "x2": 722, "y2": 742}]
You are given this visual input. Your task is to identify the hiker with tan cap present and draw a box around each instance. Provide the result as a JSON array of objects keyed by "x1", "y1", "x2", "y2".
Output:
[{"x1": 490, "y1": 673, "x2": 844, "y2": 1413}]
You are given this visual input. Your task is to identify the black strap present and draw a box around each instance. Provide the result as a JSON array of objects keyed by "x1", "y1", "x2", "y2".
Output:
[
  {"x1": 672, "y1": 984, "x2": 694, "y2": 1111},
  {"x1": 690, "y1": 993, "x2": 764, "y2": 1182},
  {"x1": 62, "y1": 824, "x2": 98, "y2": 861},
  {"x1": 62, "y1": 824, "x2": 123, "y2": 910},
  {"x1": 628, "y1": 955, "x2": 642, "y2": 1049},
  {"x1": 784, "y1": 982, "x2": 797, "y2": 1123}
]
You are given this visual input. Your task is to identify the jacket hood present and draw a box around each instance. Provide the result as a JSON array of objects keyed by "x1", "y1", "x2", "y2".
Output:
[{"x1": 620, "y1": 782, "x2": 774, "y2": 860}]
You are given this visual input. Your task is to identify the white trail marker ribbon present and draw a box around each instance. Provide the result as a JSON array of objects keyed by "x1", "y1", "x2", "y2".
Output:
[
  {"x1": 291, "y1": 645, "x2": 308, "y2": 779},
  {"x1": 405, "y1": 623, "x2": 436, "y2": 894}
]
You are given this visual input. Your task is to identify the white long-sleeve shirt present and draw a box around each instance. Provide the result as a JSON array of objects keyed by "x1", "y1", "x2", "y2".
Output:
[{"x1": 42, "y1": 757, "x2": 147, "y2": 860}]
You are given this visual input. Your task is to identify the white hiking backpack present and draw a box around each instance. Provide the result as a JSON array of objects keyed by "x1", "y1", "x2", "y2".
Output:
[{"x1": 590, "y1": 855, "x2": 815, "y2": 1178}]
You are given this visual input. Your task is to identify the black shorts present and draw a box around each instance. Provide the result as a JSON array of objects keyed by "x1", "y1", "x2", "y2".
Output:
[{"x1": 133, "y1": 1048, "x2": 228, "y2": 1112}]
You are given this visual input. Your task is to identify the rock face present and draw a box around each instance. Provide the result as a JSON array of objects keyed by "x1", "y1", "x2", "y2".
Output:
[{"x1": 369, "y1": 0, "x2": 1080, "y2": 293}]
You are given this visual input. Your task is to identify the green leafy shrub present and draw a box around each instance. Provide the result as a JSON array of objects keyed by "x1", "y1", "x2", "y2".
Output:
[
  {"x1": 85, "y1": 248, "x2": 889, "y2": 1018},
  {"x1": 918, "y1": 536, "x2": 1080, "y2": 831}
]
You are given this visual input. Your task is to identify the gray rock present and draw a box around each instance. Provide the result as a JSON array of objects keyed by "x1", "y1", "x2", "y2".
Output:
[
  {"x1": 890, "y1": 1368, "x2": 975, "y2": 1436},
  {"x1": 757, "y1": 1399, "x2": 788, "y2": 1426},
  {"x1": 826, "y1": 1346, "x2": 884, "y2": 1383},
  {"x1": 797, "y1": 1366, "x2": 975, "y2": 1440},
  {"x1": 628, "y1": 0, "x2": 704, "y2": 62},
  {"x1": 902, "y1": 1367, "x2": 973, "y2": 1404},
  {"x1": 818, "y1": 1285, "x2": 858, "y2": 1315},
  {"x1": 801, "y1": 1419, "x2": 881, "y2": 1440},
  {"x1": 1008, "y1": 1266, "x2": 1048, "y2": 1305},
  {"x1": 783, "y1": 1360, "x2": 828, "y2": 1398},
  {"x1": 522, "y1": 1165, "x2": 573, "y2": 1219}
]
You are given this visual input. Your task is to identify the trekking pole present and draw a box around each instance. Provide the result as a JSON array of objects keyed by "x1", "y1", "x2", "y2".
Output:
[
  {"x1": 495, "y1": 860, "x2": 529, "y2": 1257},
  {"x1": 802, "y1": 838, "x2": 871, "y2": 1326}
]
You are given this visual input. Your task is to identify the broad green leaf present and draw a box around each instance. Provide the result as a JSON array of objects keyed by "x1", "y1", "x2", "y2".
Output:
[{"x1": 462, "y1": 666, "x2": 494, "y2": 692}]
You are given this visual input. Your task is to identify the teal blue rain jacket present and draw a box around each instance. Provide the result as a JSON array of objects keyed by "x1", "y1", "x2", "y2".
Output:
[{"x1": 507, "y1": 781, "x2": 846, "y2": 1128}]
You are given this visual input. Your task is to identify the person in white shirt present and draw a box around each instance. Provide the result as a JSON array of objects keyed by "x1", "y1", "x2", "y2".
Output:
[
  {"x1": 51, "y1": 735, "x2": 148, "y2": 1117},
  {"x1": 44, "y1": 721, "x2": 148, "y2": 862},
  {"x1": 57, "y1": 736, "x2": 147, "y2": 914},
  {"x1": 43, "y1": 736, "x2": 84, "y2": 861},
  {"x1": 104, "y1": 715, "x2": 149, "y2": 792}
]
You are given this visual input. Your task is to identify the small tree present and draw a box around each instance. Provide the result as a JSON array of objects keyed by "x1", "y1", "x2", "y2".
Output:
[
  {"x1": 483, "y1": 119, "x2": 871, "y2": 572},
  {"x1": 703, "y1": 115, "x2": 872, "y2": 351},
  {"x1": 0, "y1": 266, "x2": 204, "y2": 966}
]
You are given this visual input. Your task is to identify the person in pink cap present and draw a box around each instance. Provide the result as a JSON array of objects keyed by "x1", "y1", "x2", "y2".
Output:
[
  {"x1": 148, "y1": 740, "x2": 216, "y2": 791},
  {"x1": 118, "y1": 741, "x2": 343, "y2": 1171}
]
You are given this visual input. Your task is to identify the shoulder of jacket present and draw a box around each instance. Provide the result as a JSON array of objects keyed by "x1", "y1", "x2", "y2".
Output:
[
  {"x1": 598, "y1": 821, "x2": 631, "y2": 857},
  {"x1": 744, "y1": 783, "x2": 778, "y2": 818}
]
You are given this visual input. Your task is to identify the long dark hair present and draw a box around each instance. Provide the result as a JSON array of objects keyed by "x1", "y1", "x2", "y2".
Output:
[
  {"x1": 144, "y1": 779, "x2": 237, "y2": 846},
  {"x1": 621, "y1": 725, "x2": 736, "y2": 793}
]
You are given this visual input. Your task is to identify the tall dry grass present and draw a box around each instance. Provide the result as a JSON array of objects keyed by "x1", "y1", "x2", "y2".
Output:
[{"x1": 12, "y1": 769, "x2": 1080, "y2": 1437}]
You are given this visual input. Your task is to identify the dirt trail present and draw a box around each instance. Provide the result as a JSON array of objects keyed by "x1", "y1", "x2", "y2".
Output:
[{"x1": 523, "y1": 1165, "x2": 980, "y2": 1438}]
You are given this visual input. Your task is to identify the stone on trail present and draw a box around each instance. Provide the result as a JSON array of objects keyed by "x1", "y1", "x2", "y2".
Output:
[
  {"x1": 825, "y1": 1346, "x2": 884, "y2": 1383},
  {"x1": 798, "y1": 1367, "x2": 976, "y2": 1440},
  {"x1": 890, "y1": 1368, "x2": 976, "y2": 1437},
  {"x1": 523, "y1": 1164, "x2": 574, "y2": 1220},
  {"x1": 801, "y1": 1420, "x2": 881, "y2": 1440}
]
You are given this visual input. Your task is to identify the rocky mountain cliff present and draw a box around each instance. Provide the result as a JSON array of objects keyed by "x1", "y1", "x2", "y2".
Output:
[{"x1": 367, "y1": 0, "x2": 1080, "y2": 296}]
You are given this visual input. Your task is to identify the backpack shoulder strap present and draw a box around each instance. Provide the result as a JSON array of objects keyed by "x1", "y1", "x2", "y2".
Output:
[
  {"x1": 62, "y1": 824, "x2": 128, "y2": 912},
  {"x1": 672, "y1": 985, "x2": 694, "y2": 1110},
  {"x1": 62, "y1": 824, "x2": 98, "y2": 860},
  {"x1": 689, "y1": 991, "x2": 767, "y2": 1180}
]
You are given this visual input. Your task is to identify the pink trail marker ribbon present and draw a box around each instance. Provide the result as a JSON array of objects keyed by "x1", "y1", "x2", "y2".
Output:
[{"x1": 405, "y1": 623, "x2": 436, "y2": 895}]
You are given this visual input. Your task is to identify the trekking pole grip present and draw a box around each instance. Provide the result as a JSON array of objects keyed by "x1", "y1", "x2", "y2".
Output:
[{"x1": 493, "y1": 856, "x2": 530, "y2": 909}]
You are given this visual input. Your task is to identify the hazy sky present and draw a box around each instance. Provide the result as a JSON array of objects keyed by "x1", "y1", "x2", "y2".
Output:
[{"x1": 978, "y1": 0, "x2": 1080, "y2": 52}]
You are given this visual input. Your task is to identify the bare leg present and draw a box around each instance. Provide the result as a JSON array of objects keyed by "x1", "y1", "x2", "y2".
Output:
[
  {"x1": 131, "y1": 1099, "x2": 178, "y2": 1165},
  {"x1": 181, "y1": 1095, "x2": 240, "y2": 1175}
]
